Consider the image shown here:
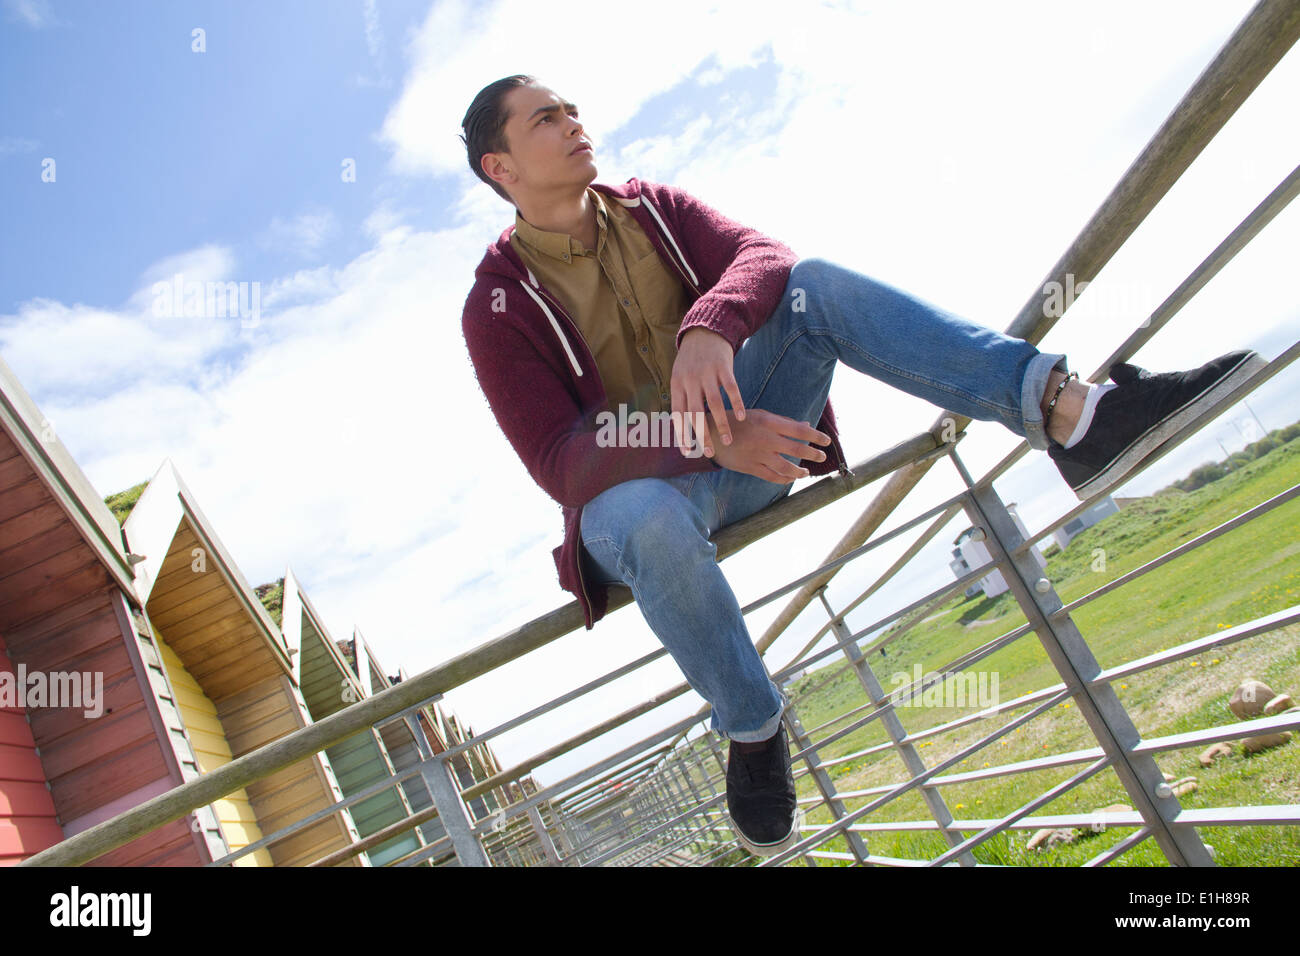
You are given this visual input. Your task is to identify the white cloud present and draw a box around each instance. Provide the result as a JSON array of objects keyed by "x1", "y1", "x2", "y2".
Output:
[
  {"x1": 361, "y1": 202, "x2": 408, "y2": 243},
  {"x1": 354, "y1": 0, "x2": 390, "y2": 89},
  {"x1": 362, "y1": 0, "x2": 382, "y2": 59},
  {"x1": 2, "y1": 0, "x2": 54, "y2": 29},
  {"x1": 256, "y1": 210, "x2": 338, "y2": 259},
  {"x1": 377, "y1": 0, "x2": 809, "y2": 181},
  {"x1": 2, "y1": 245, "x2": 242, "y2": 401}
]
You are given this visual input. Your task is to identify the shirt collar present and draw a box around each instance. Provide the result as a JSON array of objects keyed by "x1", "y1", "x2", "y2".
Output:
[{"x1": 513, "y1": 188, "x2": 608, "y2": 262}]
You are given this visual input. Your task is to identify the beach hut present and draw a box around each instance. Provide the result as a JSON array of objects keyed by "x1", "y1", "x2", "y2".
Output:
[
  {"x1": 281, "y1": 569, "x2": 422, "y2": 865},
  {"x1": 1, "y1": 358, "x2": 207, "y2": 864},
  {"x1": 123, "y1": 461, "x2": 364, "y2": 865}
]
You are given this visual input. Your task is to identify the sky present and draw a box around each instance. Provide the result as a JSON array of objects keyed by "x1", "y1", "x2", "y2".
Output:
[{"x1": 2, "y1": 0, "x2": 1298, "y2": 798}]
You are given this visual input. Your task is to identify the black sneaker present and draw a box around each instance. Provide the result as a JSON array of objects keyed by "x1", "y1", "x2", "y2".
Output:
[
  {"x1": 1049, "y1": 349, "x2": 1266, "y2": 500},
  {"x1": 726, "y1": 723, "x2": 799, "y2": 858}
]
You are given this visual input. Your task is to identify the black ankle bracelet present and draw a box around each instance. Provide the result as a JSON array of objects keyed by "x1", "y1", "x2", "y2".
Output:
[{"x1": 1043, "y1": 371, "x2": 1078, "y2": 432}]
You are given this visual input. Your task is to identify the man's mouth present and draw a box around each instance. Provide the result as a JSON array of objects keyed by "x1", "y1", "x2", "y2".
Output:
[{"x1": 571, "y1": 141, "x2": 593, "y2": 155}]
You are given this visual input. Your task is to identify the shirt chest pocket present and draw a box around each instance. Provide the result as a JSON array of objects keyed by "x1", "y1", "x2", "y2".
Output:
[{"x1": 627, "y1": 247, "x2": 689, "y2": 334}]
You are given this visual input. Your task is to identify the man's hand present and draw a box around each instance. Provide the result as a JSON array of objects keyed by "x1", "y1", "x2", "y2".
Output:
[
  {"x1": 706, "y1": 408, "x2": 831, "y2": 483},
  {"x1": 671, "y1": 327, "x2": 745, "y2": 456}
]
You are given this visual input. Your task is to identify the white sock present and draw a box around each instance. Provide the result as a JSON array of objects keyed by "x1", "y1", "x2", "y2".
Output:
[{"x1": 1063, "y1": 383, "x2": 1117, "y2": 449}]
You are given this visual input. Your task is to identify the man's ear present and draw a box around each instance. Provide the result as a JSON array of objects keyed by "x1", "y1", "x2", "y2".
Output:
[{"x1": 481, "y1": 152, "x2": 516, "y2": 193}]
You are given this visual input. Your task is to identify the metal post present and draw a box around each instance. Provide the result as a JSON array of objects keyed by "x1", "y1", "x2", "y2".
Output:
[
  {"x1": 953, "y1": 449, "x2": 1214, "y2": 866},
  {"x1": 551, "y1": 800, "x2": 577, "y2": 859},
  {"x1": 527, "y1": 803, "x2": 563, "y2": 866},
  {"x1": 705, "y1": 732, "x2": 728, "y2": 782},
  {"x1": 678, "y1": 750, "x2": 710, "y2": 855},
  {"x1": 418, "y1": 754, "x2": 490, "y2": 867},
  {"x1": 405, "y1": 709, "x2": 490, "y2": 867},
  {"x1": 692, "y1": 740, "x2": 727, "y2": 860},
  {"x1": 666, "y1": 759, "x2": 697, "y2": 846},
  {"x1": 783, "y1": 699, "x2": 871, "y2": 865},
  {"x1": 818, "y1": 589, "x2": 977, "y2": 865}
]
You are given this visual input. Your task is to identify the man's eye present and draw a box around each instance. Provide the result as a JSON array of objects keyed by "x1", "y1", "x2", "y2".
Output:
[{"x1": 538, "y1": 115, "x2": 551, "y2": 123}]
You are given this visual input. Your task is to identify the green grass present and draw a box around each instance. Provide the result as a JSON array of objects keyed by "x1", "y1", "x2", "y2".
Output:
[
  {"x1": 783, "y1": 432, "x2": 1300, "y2": 867},
  {"x1": 254, "y1": 577, "x2": 285, "y2": 626},
  {"x1": 103, "y1": 480, "x2": 148, "y2": 525}
]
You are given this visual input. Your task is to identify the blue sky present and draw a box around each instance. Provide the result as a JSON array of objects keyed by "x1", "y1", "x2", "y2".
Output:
[
  {"x1": 2, "y1": 0, "x2": 1298, "y2": 786},
  {"x1": 1, "y1": 1, "x2": 448, "y2": 307}
]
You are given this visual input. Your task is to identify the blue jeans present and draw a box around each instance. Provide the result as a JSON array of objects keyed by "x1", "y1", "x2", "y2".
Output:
[{"x1": 579, "y1": 257, "x2": 1065, "y2": 741}]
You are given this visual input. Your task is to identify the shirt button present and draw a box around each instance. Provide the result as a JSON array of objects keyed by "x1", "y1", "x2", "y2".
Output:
[
  {"x1": 562, "y1": 253, "x2": 569, "y2": 261},
  {"x1": 622, "y1": 298, "x2": 631, "y2": 306},
  {"x1": 639, "y1": 345, "x2": 648, "y2": 353},
  {"x1": 660, "y1": 392, "x2": 670, "y2": 401}
]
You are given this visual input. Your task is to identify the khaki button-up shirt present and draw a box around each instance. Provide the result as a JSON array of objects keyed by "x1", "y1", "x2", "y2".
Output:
[{"x1": 510, "y1": 188, "x2": 688, "y2": 418}]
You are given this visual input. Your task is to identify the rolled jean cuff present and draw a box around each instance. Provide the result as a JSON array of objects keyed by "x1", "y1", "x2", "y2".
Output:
[
  {"x1": 718, "y1": 687, "x2": 789, "y2": 743},
  {"x1": 1020, "y1": 352, "x2": 1069, "y2": 450}
]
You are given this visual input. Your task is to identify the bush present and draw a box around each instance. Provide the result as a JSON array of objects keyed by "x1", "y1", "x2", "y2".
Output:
[
  {"x1": 1248, "y1": 435, "x2": 1282, "y2": 459},
  {"x1": 104, "y1": 481, "x2": 148, "y2": 525},
  {"x1": 1178, "y1": 462, "x2": 1228, "y2": 492}
]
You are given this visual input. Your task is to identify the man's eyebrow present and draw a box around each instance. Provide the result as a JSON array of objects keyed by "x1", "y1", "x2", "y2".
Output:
[{"x1": 526, "y1": 102, "x2": 579, "y2": 123}]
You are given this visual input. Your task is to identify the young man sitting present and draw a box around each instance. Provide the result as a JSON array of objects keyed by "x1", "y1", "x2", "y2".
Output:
[{"x1": 458, "y1": 75, "x2": 1264, "y2": 858}]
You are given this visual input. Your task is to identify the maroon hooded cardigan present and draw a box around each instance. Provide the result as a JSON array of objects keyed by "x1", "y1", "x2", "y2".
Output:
[{"x1": 461, "y1": 178, "x2": 851, "y2": 629}]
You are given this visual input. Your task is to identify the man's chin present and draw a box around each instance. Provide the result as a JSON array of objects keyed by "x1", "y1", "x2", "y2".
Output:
[{"x1": 540, "y1": 166, "x2": 598, "y2": 195}]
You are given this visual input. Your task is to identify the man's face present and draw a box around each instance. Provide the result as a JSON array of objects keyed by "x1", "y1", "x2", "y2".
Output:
[{"x1": 485, "y1": 84, "x2": 596, "y2": 202}]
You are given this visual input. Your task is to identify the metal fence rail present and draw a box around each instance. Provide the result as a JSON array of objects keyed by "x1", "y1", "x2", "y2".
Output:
[{"x1": 19, "y1": 0, "x2": 1300, "y2": 869}]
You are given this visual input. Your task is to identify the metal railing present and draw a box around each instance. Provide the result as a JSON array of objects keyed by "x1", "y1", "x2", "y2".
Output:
[{"x1": 20, "y1": 0, "x2": 1300, "y2": 868}]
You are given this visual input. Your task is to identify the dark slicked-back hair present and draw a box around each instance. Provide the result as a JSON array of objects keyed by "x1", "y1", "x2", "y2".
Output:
[{"x1": 460, "y1": 74, "x2": 538, "y2": 203}]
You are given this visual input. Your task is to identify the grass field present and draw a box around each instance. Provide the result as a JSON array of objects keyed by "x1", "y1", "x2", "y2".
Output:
[{"x1": 778, "y1": 431, "x2": 1300, "y2": 867}]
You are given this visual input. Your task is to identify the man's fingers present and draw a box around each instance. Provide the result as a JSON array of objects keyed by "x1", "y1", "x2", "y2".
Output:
[
  {"x1": 670, "y1": 382, "x2": 694, "y2": 455},
  {"x1": 689, "y1": 386, "x2": 714, "y2": 457},
  {"x1": 721, "y1": 372, "x2": 746, "y2": 423},
  {"x1": 704, "y1": 384, "x2": 731, "y2": 449},
  {"x1": 773, "y1": 418, "x2": 831, "y2": 447},
  {"x1": 782, "y1": 437, "x2": 827, "y2": 463},
  {"x1": 762, "y1": 459, "x2": 809, "y2": 483},
  {"x1": 671, "y1": 409, "x2": 708, "y2": 457}
]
